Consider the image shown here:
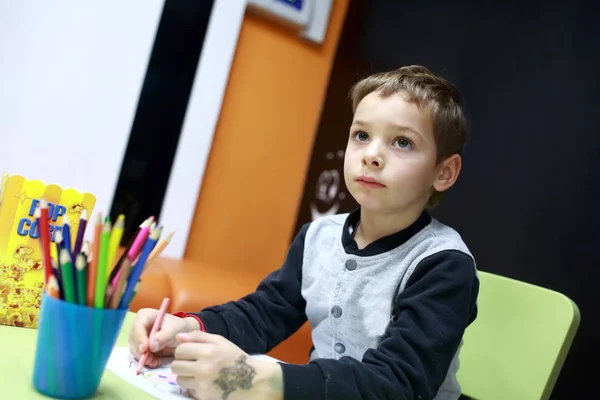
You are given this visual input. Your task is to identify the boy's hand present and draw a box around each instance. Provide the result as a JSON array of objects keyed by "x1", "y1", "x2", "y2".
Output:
[
  {"x1": 171, "y1": 331, "x2": 284, "y2": 400},
  {"x1": 129, "y1": 308, "x2": 200, "y2": 368}
]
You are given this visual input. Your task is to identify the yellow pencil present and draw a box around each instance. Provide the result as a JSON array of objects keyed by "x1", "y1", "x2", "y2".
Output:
[
  {"x1": 145, "y1": 230, "x2": 175, "y2": 269},
  {"x1": 106, "y1": 214, "x2": 125, "y2": 279}
]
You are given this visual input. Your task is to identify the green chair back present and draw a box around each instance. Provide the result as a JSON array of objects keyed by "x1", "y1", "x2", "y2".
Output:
[{"x1": 457, "y1": 271, "x2": 580, "y2": 399}]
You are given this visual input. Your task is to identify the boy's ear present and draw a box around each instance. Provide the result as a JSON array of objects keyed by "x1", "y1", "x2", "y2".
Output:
[{"x1": 433, "y1": 154, "x2": 462, "y2": 193}]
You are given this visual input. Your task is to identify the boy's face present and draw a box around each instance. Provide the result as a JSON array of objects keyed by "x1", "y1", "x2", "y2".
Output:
[{"x1": 344, "y1": 91, "x2": 458, "y2": 215}]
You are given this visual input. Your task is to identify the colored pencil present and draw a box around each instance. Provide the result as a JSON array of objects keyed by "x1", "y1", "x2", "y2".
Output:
[
  {"x1": 46, "y1": 274, "x2": 61, "y2": 299},
  {"x1": 127, "y1": 217, "x2": 154, "y2": 261},
  {"x1": 54, "y1": 230, "x2": 64, "y2": 265},
  {"x1": 145, "y1": 230, "x2": 174, "y2": 270},
  {"x1": 128, "y1": 280, "x2": 143, "y2": 311},
  {"x1": 106, "y1": 214, "x2": 125, "y2": 280},
  {"x1": 87, "y1": 213, "x2": 102, "y2": 307},
  {"x1": 75, "y1": 253, "x2": 87, "y2": 305},
  {"x1": 82, "y1": 240, "x2": 90, "y2": 258},
  {"x1": 73, "y1": 209, "x2": 88, "y2": 257},
  {"x1": 109, "y1": 217, "x2": 151, "y2": 287},
  {"x1": 126, "y1": 226, "x2": 170, "y2": 301},
  {"x1": 136, "y1": 297, "x2": 171, "y2": 375},
  {"x1": 108, "y1": 234, "x2": 135, "y2": 285},
  {"x1": 109, "y1": 258, "x2": 132, "y2": 309},
  {"x1": 36, "y1": 207, "x2": 172, "y2": 309},
  {"x1": 59, "y1": 248, "x2": 75, "y2": 303},
  {"x1": 119, "y1": 226, "x2": 161, "y2": 309},
  {"x1": 35, "y1": 202, "x2": 53, "y2": 285},
  {"x1": 94, "y1": 217, "x2": 112, "y2": 308},
  {"x1": 82, "y1": 241, "x2": 91, "y2": 276},
  {"x1": 62, "y1": 212, "x2": 73, "y2": 258},
  {"x1": 51, "y1": 258, "x2": 63, "y2": 299},
  {"x1": 51, "y1": 257, "x2": 60, "y2": 279}
]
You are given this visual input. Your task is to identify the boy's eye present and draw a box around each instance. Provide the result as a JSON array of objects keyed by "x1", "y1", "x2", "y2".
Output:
[
  {"x1": 394, "y1": 137, "x2": 413, "y2": 149},
  {"x1": 354, "y1": 131, "x2": 369, "y2": 141}
]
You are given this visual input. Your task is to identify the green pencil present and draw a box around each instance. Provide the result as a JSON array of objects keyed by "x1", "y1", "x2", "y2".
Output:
[
  {"x1": 94, "y1": 217, "x2": 112, "y2": 308},
  {"x1": 59, "y1": 248, "x2": 76, "y2": 303},
  {"x1": 75, "y1": 253, "x2": 87, "y2": 306}
]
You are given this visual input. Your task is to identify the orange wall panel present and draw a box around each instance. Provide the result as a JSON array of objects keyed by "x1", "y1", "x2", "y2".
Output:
[{"x1": 185, "y1": 1, "x2": 349, "y2": 275}]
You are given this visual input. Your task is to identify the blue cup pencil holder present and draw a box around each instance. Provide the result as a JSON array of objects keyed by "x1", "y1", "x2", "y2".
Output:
[{"x1": 32, "y1": 292, "x2": 128, "y2": 399}]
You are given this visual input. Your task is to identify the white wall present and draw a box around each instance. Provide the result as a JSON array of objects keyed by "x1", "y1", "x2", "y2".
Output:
[
  {"x1": 0, "y1": 0, "x2": 247, "y2": 256},
  {"x1": 159, "y1": 0, "x2": 246, "y2": 258},
  {"x1": 0, "y1": 0, "x2": 165, "y2": 241}
]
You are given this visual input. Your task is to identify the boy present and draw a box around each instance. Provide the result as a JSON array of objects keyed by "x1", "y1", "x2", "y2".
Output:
[{"x1": 129, "y1": 65, "x2": 479, "y2": 400}]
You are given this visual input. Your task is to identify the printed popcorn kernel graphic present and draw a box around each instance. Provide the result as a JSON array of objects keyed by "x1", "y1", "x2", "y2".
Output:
[{"x1": 0, "y1": 174, "x2": 96, "y2": 328}]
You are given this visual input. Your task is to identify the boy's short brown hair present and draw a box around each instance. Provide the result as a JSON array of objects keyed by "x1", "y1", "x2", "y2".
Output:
[{"x1": 349, "y1": 65, "x2": 468, "y2": 207}]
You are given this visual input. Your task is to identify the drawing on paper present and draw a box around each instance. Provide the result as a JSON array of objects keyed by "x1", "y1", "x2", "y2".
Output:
[
  {"x1": 128, "y1": 359, "x2": 187, "y2": 396},
  {"x1": 106, "y1": 346, "x2": 192, "y2": 399},
  {"x1": 106, "y1": 346, "x2": 282, "y2": 400}
]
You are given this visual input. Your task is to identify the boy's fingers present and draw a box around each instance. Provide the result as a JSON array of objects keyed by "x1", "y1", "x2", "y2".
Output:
[
  {"x1": 174, "y1": 342, "x2": 208, "y2": 361},
  {"x1": 146, "y1": 354, "x2": 160, "y2": 369},
  {"x1": 150, "y1": 328, "x2": 179, "y2": 352},
  {"x1": 137, "y1": 353, "x2": 159, "y2": 369},
  {"x1": 171, "y1": 360, "x2": 198, "y2": 376},
  {"x1": 129, "y1": 333, "x2": 147, "y2": 358},
  {"x1": 130, "y1": 311, "x2": 156, "y2": 342}
]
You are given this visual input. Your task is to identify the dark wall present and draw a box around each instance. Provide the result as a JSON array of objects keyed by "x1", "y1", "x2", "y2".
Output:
[
  {"x1": 110, "y1": 0, "x2": 214, "y2": 243},
  {"x1": 295, "y1": 0, "x2": 599, "y2": 397}
]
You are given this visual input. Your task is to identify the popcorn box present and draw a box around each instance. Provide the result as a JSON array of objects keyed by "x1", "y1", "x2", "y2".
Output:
[{"x1": 0, "y1": 174, "x2": 96, "y2": 328}]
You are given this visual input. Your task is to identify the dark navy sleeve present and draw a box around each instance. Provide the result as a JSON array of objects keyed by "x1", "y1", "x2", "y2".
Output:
[
  {"x1": 280, "y1": 250, "x2": 479, "y2": 400},
  {"x1": 190, "y1": 223, "x2": 310, "y2": 355}
]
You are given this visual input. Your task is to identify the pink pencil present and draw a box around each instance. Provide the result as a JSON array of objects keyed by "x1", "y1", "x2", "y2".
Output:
[
  {"x1": 111, "y1": 218, "x2": 154, "y2": 291},
  {"x1": 128, "y1": 217, "x2": 154, "y2": 261},
  {"x1": 136, "y1": 297, "x2": 170, "y2": 375}
]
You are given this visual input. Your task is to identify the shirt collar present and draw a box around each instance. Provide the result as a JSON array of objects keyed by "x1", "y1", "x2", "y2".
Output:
[{"x1": 341, "y1": 207, "x2": 432, "y2": 256}]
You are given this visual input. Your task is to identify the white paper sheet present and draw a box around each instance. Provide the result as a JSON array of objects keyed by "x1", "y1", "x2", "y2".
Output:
[
  {"x1": 106, "y1": 346, "x2": 191, "y2": 399},
  {"x1": 105, "y1": 346, "x2": 281, "y2": 399}
]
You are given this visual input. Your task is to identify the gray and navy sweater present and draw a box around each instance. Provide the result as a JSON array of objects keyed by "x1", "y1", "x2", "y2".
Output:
[{"x1": 190, "y1": 208, "x2": 479, "y2": 400}]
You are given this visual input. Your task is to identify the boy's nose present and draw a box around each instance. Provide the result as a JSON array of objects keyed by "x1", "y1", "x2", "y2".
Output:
[{"x1": 361, "y1": 152, "x2": 384, "y2": 169}]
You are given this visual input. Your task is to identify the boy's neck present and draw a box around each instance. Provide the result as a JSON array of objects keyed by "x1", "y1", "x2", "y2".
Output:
[{"x1": 354, "y1": 207, "x2": 424, "y2": 250}]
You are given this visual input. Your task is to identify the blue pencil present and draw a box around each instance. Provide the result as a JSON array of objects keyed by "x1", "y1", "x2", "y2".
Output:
[
  {"x1": 118, "y1": 226, "x2": 161, "y2": 309},
  {"x1": 62, "y1": 212, "x2": 73, "y2": 258}
]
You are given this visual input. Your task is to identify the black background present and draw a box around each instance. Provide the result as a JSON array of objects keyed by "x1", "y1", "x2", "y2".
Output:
[{"x1": 295, "y1": 0, "x2": 599, "y2": 397}]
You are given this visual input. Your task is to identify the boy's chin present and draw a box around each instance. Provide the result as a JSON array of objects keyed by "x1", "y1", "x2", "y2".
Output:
[
  {"x1": 354, "y1": 198, "x2": 389, "y2": 212},
  {"x1": 355, "y1": 196, "x2": 410, "y2": 215},
  {"x1": 352, "y1": 190, "x2": 412, "y2": 213}
]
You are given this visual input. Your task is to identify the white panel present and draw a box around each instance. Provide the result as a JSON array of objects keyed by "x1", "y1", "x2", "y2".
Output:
[
  {"x1": 301, "y1": 0, "x2": 333, "y2": 44},
  {"x1": 247, "y1": 0, "x2": 312, "y2": 29},
  {"x1": 247, "y1": 0, "x2": 333, "y2": 44},
  {"x1": 0, "y1": 0, "x2": 164, "y2": 241},
  {"x1": 159, "y1": 0, "x2": 247, "y2": 258}
]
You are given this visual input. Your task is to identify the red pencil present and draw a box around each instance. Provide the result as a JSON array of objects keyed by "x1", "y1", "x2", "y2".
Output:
[
  {"x1": 37, "y1": 199, "x2": 52, "y2": 286},
  {"x1": 136, "y1": 297, "x2": 170, "y2": 375}
]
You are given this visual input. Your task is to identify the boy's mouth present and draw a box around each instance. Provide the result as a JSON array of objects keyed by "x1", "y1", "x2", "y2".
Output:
[{"x1": 356, "y1": 175, "x2": 386, "y2": 188}]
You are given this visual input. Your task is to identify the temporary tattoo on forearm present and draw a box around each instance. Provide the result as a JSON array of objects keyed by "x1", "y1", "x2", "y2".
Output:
[{"x1": 213, "y1": 355, "x2": 257, "y2": 400}]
